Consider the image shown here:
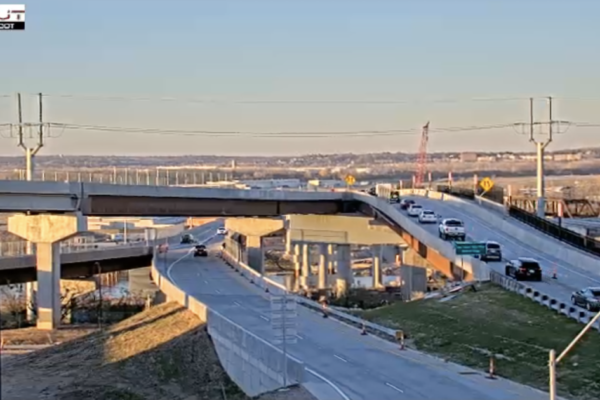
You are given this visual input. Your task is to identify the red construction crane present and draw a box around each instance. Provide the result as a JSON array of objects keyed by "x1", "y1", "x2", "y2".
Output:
[{"x1": 414, "y1": 121, "x2": 430, "y2": 188}]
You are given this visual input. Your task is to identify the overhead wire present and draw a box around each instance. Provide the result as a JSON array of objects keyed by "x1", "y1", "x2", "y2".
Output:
[
  {"x1": 37, "y1": 93, "x2": 532, "y2": 105},
  {"x1": 46, "y1": 122, "x2": 518, "y2": 139}
]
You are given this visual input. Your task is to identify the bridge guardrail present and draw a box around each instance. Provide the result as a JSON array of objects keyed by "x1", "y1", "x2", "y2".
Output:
[
  {"x1": 150, "y1": 252, "x2": 305, "y2": 396},
  {"x1": 401, "y1": 189, "x2": 600, "y2": 332},
  {"x1": 508, "y1": 206, "x2": 600, "y2": 257}
]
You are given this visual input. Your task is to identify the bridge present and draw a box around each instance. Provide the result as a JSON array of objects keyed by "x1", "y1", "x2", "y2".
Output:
[{"x1": 1, "y1": 179, "x2": 597, "y2": 331}]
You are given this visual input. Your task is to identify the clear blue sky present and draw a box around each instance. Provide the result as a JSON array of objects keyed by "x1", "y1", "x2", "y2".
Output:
[{"x1": 1, "y1": 0, "x2": 599, "y2": 156}]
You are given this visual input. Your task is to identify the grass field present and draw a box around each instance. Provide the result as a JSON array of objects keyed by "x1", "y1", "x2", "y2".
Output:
[{"x1": 357, "y1": 284, "x2": 600, "y2": 400}]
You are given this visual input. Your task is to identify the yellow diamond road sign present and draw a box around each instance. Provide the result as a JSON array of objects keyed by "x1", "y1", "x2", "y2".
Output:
[
  {"x1": 479, "y1": 177, "x2": 494, "y2": 192},
  {"x1": 345, "y1": 175, "x2": 356, "y2": 185}
]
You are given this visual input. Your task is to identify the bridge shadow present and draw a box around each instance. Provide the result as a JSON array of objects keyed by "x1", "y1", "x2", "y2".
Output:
[{"x1": 0, "y1": 302, "x2": 249, "y2": 400}]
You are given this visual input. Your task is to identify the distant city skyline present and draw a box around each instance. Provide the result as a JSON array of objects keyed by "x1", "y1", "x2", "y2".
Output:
[{"x1": 2, "y1": 0, "x2": 600, "y2": 156}]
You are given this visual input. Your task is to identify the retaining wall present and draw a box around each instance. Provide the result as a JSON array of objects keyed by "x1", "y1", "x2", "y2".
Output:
[{"x1": 150, "y1": 254, "x2": 304, "y2": 397}]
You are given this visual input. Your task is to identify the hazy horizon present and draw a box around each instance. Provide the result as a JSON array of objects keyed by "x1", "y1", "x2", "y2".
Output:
[{"x1": 2, "y1": 1, "x2": 599, "y2": 157}]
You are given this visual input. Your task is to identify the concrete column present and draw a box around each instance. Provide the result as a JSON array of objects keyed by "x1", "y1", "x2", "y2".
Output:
[
  {"x1": 301, "y1": 243, "x2": 310, "y2": 288},
  {"x1": 327, "y1": 244, "x2": 335, "y2": 274},
  {"x1": 285, "y1": 228, "x2": 292, "y2": 256},
  {"x1": 25, "y1": 281, "x2": 36, "y2": 323},
  {"x1": 245, "y1": 235, "x2": 264, "y2": 274},
  {"x1": 292, "y1": 243, "x2": 301, "y2": 291},
  {"x1": 372, "y1": 245, "x2": 383, "y2": 288},
  {"x1": 8, "y1": 213, "x2": 86, "y2": 330},
  {"x1": 336, "y1": 244, "x2": 352, "y2": 287},
  {"x1": 318, "y1": 243, "x2": 328, "y2": 289}
]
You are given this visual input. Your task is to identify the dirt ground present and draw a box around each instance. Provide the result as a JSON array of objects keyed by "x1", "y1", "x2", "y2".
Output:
[{"x1": 0, "y1": 302, "x2": 315, "y2": 400}]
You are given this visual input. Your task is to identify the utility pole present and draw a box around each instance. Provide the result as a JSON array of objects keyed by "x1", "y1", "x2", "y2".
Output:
[
  {"x1": 17, "y1": 93, "x2": 45, "y2": 181},
  {"x1": 515, "y1": 97, "x2": 568, "y2": 218}
]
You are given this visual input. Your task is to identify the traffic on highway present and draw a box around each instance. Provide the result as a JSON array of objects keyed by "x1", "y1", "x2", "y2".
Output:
[{"x1": 395, "y1": 194, "x2": 600, "y2": 313}]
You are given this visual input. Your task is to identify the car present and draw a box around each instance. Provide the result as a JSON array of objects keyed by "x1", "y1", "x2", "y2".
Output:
[
  {"x1": 194, "y1": 244, "x2": 208, "y2": 257},
  {"x1": 438, "y1": 218, "x2": 466, "y2": 241},
  {"x1": 504, "y1": 257, "x2": 542, "y2": 281},
  {"x1": 571, "y1": 287, "x2": 600, "y2": 311},
  {"x1": 180, "y1": 234, "x2": 195, "y2": 244},
  {"x1": 418, "y1": 210, "x2": 437, "y2": 224},
  {"x1": 217, "y1": 227, "x2": 227, "y2": 235},
  {"x1": 407, "y1": 204, "x2": 423, "y2": 217},
  {"x1": 479, "y1": 240, "x2": 503, "y2": 261},
  {"x1": 400, "y1": 199, "x2": 415, "y2": 210}
]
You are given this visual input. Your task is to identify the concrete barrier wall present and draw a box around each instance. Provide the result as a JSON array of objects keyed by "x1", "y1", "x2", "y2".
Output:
[
  {"x1": 150, "y1": 253, "x2": 304, "y2": 397},
  {"x1": 220, "y1": 248, "x2": 401, "y2": 343},
  {"x1": 399, "y1": 189, "x2": 600, "y2": 332}
]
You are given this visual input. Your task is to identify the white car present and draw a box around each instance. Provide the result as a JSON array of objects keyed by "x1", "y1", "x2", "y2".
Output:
[
  {"x1": 217, "y1": 227, "x2": 227, "y2": 235},
  {"x1": 407, "y1": 204, "x2": 423, "y2": 217},
  {"x1": 438, "y1": 218, "x2": 466, "y2": 241},
  {"x1": 418, "y1": 210, "x2": 437, "y2": 223}
]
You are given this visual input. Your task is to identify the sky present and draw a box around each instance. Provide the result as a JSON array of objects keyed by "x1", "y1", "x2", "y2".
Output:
[{"x1": 1, "y1": 0, "x2": 600, "y2": 156}]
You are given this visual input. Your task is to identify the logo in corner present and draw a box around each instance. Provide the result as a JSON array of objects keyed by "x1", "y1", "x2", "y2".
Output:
[{"x1": 0, "y1": 4, "x2": 25, "y2": 30}]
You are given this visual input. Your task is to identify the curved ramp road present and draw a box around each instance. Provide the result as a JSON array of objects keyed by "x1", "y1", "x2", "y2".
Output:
[
  {"x1": 405, "y1": 196, "x2": 600, "y2": 305},
  {"x1": 163, "y1": 243, "x2": 550, "y2": 400}
]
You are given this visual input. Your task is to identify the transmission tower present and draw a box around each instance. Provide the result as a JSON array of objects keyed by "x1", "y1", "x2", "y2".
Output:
[{"x1": 414, "y1": 121, "x2": 430, "y2": 188}]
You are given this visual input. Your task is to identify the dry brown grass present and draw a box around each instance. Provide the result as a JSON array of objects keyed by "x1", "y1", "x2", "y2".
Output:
[{"x1": 0, "y1": 302, "x2": 314, "y2": 400}]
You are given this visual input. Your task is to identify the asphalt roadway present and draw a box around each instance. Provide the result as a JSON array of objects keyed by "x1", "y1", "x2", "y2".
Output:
[
  {"x1": 163, "y1": 228, "x2": 551, "y2": 400},
  {"x1": 404, "y1": 196, "x2": 600, "y2": 307}
]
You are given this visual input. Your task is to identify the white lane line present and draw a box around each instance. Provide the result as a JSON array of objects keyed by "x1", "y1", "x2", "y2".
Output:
[
  {"x1": 333, "y1": 354, "x2": 348, "y2": 363},
  {"x1": 233, "y1": 301, "x2": 241, "y2": 307},
  {"x1": 203, "y1": 280, "x2": 209, "y2": 284},
  {"x1": 306, "y1": 368, "x2": 351, "y2": 400},
  {"x1": 215, "y1": 289, "x2": 221, "y2": 294},
  {"x1": 259, "y1": 315, "x2": 270, "y2": 322},
  {"x1": 166, "y1": 234, "x2": 218, "y2": 282},
  {"x1": 296, "y1": 334, "x2": 303, "y2": 340},
  {"x1": 385, "y1": 382, "x2": 404, "y2": 393}
]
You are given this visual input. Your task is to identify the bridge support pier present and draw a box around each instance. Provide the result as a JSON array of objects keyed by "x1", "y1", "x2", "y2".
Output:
[
  {"x1": 372, "y1": 245, "x2": 383, "y2": 288},
  {"x1": 245, "y1": 235, "x2": 264, "y2": 275},
  {"x1": 8, "y1": 213, "x2": 87, "y2": 330},
  {"x1": 300, "y1": 243, "x2": 310, "y2": 289},
  {"x1": 317, "y1": 243, "x2": 328, "y2": 290},
  {"x1": 336, "y1": 244, "x2": 352, "y2": 296}
]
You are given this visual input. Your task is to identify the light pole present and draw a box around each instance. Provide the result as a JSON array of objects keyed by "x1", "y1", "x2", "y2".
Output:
[{"x1": 549, "y1": 310, "x2": 600, "y2": 400}]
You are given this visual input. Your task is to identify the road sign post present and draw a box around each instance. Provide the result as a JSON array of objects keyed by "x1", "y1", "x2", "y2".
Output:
[
  {"x1": 271, "y1": 293, "x2": 297, "y2": 387},
  {"x1": 479, "y1": 177, "x2": 494, "y2": 196},
  {"x1": 453, "y1": 242, "x2": 487, "y2": 282}
]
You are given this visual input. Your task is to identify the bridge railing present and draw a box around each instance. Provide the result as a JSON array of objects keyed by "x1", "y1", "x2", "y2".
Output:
[
  {"x1": 508, "y1": 206, "x2": 600, "y2": 257},
  {"x1": 0, "y1": 240, "x2": 150, "y2": 257}
]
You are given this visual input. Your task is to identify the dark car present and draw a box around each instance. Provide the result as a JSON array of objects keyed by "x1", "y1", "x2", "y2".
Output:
[
  {"x1": 180, "y1": 234, "x2": 194, "y2": 244},
  {"x1": 194, "y1": 244, "x2": 208, "y2": 257},
  {"x1": 505, "y1": 257, "x2": 542, "y2": 281},
  {"x1": 571, "y1": 287, "x2": 600, "y2": 311},
  {"x1": 389, "y1": 190, "x2": 401, "y2": 204},
  {"x1": 400, "y1": 199, "x2": 415, "y2": 210},
  {"x1": 479, "y1": 241, "x2": 502, "y2": 262}
]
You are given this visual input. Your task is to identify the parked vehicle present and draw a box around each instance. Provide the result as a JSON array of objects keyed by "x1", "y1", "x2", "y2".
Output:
[
  {"x1": 504, "y1": 257, "x2": 542, "y2": 281},
  {"x1": 438, "y1": 218, "x2": 466, "y2": 241},
  {"x1": 571, "y1": 287, "x2": 600, "y2": 311}
]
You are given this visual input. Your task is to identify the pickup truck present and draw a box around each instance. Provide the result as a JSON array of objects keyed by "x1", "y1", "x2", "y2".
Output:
[{"x1": 438, "y1": 218, "x2": 466, "y2": 241}]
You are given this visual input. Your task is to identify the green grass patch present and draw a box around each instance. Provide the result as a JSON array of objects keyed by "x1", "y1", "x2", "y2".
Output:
[{"x1": 357, "y1": 283, "x2": 600, "y2": 400}]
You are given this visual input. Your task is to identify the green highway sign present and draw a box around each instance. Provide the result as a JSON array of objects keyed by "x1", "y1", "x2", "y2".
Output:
[{"x1": 453, "y1": 241, "x2": 487, "y2": 256}]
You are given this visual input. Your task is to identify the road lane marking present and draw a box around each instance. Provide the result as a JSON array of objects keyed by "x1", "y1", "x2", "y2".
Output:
[
  {"x1": 296, "y1": 334, "x2": 303, "y2": 340},
  {"x1": 233, "y1": 301, "x2": 241, "y2": 307},
  {"x1": 306, "y1": 368, "x2": 351, "y2": 400},
  {"x1": 333, "y1": 354, "x2": 348, "y2": 363},
  {"x1": 259, "y1": 315, "x2": 270, "y2": 322},
  {"x1": 385, "y1": 382, "x2": 404, "y2": 393},
  {"x1": 203, "y1": 280, "x2": 208, "y2": 284},
  {"x1": 215, "y1": 289, "x2": 221, "y2": 294}
]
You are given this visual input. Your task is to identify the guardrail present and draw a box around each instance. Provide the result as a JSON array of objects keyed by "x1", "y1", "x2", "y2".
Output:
[
  {"x1": 508, "y1": 206, "x2": 600, "y2": 257},
  {"x1": 219, "y1": 248, "x2": 402, "y2": 343},
  {"x1": 150, "y1": 251, "x2": 305, "y2": 397},
  {"x1": 400, "y1": 188, "x2": 600, "y2": 332},
  {"x1": 0, "y1": 240, "x2": 150, "y2": 257}
]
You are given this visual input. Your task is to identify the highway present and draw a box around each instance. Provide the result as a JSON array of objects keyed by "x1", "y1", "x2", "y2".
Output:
[
  {"x1": 404, "y1": 196, "x2": 600, "y2": 306},
  {"x1": 163, "y1": 234, "x2": 550, "y2": 400}
]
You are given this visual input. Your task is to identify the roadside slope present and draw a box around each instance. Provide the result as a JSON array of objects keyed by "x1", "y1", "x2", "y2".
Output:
[{"x1": 1, "y1": 302, "x2": 314, "y2": 400}]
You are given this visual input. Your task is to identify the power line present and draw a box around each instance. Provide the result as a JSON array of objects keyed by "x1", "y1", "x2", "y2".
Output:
[
  {"x1": 37, "y1": 93, "x2": 532, "y2": 105},
  {"x1": 46, "y1": 122, "x2": 516, "y2": 139}
]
